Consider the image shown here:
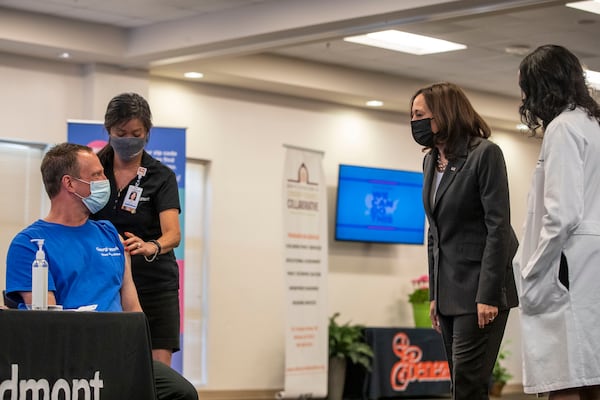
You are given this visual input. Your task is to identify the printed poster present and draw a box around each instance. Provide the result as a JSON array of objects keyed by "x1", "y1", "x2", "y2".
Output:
[{"x1": 278, "y1": 145, "x2": 328, "y2": 399}]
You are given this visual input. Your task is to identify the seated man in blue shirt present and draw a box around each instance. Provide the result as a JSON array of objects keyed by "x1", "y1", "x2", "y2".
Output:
[{"x1": 5, "y1": 142, "x2": 197, "y2": 400}]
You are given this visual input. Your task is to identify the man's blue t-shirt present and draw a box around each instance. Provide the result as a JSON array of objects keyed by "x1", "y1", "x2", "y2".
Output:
[{"x1": 6, "y1": 219, "x2": 125, "y2": 311}]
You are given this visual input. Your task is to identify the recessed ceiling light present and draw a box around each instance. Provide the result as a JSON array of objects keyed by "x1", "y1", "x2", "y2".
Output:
[
  {"x1": 344, "y1": 30, "x2": 466, "y2": 55},
  {"x1": 58, "y1": 52, "x2": 70, "y2": 59},
  {"x1": 184, "y1": 72, "x2": 204, "y2": 79},
  {"x1": 366, "y1": 100, "x2": 383, "y2": 107},
  {"x1": 504, "y1": 45, "x2": 531, "y2": 56},
  {"x1": 566, "y1": 1, "x2": 600, "y2": 15}
]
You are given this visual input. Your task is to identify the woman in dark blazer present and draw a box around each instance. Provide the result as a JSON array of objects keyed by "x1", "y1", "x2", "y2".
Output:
[{"x1": 409, "y1": 82, "x2": 518, "y2": 400}]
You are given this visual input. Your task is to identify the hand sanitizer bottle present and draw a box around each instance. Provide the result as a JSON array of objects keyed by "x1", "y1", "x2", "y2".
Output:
[{"x1": 31, "y1": 239, "x2": 48, "y2": 310}]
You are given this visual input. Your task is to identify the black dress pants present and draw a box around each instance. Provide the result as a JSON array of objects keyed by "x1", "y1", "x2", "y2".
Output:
[
  {"x1": 153, "y1": 360, "x2": 198, "y2": 400},
  {"x1": 438, "y1": 310, "x2": 510, "y2": 400}
]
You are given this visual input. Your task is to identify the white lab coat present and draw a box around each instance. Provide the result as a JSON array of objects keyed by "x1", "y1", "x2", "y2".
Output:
[{"x1": 513, "y1": 107, "x2": 600, "y2": 394}]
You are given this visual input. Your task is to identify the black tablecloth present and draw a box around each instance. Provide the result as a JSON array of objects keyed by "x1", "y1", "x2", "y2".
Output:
[
  {"x1": 345, "y1": 327, "x2": 451, "y2": 399},
  {"x1": 0, "y1": 310, "x2": 156, "y2": 399}
]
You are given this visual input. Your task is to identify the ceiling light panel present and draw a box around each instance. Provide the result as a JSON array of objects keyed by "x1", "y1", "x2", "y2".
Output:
[
  {"x1": 344, "y1": 30, "x2": 467, "y2": 55},
  {"x1": 566, "y1": 1, "x2": 600, "y2": 15}
]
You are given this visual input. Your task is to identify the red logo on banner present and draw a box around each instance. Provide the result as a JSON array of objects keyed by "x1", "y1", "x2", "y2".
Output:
[{"x1": 390, "y1": 332, "x2": 450, "y2": 391}]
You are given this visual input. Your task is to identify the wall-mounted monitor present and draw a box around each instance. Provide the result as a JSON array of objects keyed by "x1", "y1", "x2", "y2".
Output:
[{"x1": 335, "y1": 164, "x2": 425, "y2": 244}]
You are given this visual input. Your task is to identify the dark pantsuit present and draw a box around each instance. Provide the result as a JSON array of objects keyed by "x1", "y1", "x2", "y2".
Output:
[
  {"x1": 153, "y1": 360, "x2": 198, "y2": 400},
  {"x1": 438, "y1": 310, "x2": 510, "y2": 400}
]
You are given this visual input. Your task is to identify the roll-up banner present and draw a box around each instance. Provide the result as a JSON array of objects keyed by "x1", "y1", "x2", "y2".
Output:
[{"x1": 278, "y1": 144, "x2": 328, "y2": 399}]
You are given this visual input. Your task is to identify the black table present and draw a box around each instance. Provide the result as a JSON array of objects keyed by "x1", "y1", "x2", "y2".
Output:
[
  {"x1": 345, "y1": 327, "x2": 451, "y2": 399},
  {"x1": 0, "y1": 310, "x2": 156, "y2": 399}
]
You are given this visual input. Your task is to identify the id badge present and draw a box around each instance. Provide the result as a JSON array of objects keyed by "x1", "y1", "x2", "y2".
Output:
[{"x1": 122, "y1": 185, "x2": 143, "y2": 213}]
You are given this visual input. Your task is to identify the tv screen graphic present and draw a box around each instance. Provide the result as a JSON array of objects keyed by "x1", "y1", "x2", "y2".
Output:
[{"x1": 335, "y1": 164, "x2": 425, "y2": 244}]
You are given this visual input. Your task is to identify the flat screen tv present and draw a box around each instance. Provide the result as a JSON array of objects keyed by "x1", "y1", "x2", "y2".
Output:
[{"x1": 335, "y1": 164, "x2": 425, "y2": 244}]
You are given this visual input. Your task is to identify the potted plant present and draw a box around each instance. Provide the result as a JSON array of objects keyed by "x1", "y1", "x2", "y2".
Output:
[
  {"x1": 489, "y1": 344, "x2": 512, "y2": 397},
  {"x1": 408, "y1": 274, "x2": 430, "y2": 328},
  {"x1": 328, "y1": 312, "x2": 374, "y2": 400}
]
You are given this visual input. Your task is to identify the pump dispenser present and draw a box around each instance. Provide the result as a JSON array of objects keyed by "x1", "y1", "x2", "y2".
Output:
[{"x1": 31, "y1": 239, "x2": 48, "y2": 310}]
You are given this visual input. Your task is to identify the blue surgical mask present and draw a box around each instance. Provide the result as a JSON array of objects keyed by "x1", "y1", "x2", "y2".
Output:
[
  {"x1": 109, "y1": 136, "x2": 146, "y2": 161},
  {"x1": 73, "y1": 178, "x2": 111, "y2": 214}
]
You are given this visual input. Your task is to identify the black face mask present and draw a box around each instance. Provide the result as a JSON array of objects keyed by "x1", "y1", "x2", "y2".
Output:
[{"x1": 411, "y1": 118, "x2": 435, "y2": 147}]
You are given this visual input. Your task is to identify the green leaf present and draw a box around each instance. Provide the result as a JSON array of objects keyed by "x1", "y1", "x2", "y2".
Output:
[{"x1": 328, "y1": 313, "x2": 374, "y2": 371}]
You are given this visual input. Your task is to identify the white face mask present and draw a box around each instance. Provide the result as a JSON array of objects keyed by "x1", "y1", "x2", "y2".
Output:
[{"x1": 73, "y1": 178, "x2": 111, "y2": 213}]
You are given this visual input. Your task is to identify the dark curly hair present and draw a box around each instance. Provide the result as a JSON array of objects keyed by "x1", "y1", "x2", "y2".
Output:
[{"x1": 518, "y1": 44, "x2": 600, "y2": 133}]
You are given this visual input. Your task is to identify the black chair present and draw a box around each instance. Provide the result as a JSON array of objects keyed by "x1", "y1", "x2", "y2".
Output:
[{"x1": 2, "y1": 290, "x2": 22, "y2": 309}]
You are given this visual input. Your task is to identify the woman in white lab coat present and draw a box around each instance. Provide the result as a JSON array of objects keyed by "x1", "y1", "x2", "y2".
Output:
[{"x1": 514, "y1": 44, "x2": 600, "y2": 400}]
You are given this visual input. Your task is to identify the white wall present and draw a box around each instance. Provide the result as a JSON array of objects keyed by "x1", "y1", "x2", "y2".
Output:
[
  {"x1": 0, "y1": 53, "x2": 84, "y2": 140},
  {"x1": 0, "y1": 54, "x2": 541, "y2": 390}
]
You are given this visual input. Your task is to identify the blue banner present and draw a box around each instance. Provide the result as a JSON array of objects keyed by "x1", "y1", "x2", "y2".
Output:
[{"x1": 67, "y1": 121, "x2": 187, "y2": 374}]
